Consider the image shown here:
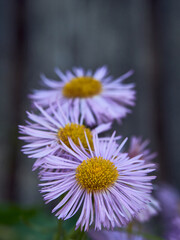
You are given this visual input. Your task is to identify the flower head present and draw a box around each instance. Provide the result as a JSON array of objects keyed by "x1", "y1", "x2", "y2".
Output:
[
  {"x1": 89, "y1": 230, "x2": 147, "y2": 240},
  {"x1": 39, "y1": 133, "x2": 156, "y2": 231},
  {"x1": 157, "y1": 184, "x2": 180, "y2": 220},
  {"x1": 29, "y1": 66, "x2": 135, "y2": 126},
  {"x1": 128, "y1": 136, "x2": 157, "y2": 162},
  {"x1": 166, "y1": 217, "x2": 180, "y2": 240},
  {"x1": 135, "y1": 196, "x2": 160, "y2": 222},
  {"x1": 19, "y1": 102, "x2": 112, "y2": 170},
  {"x1": 157, "y1": 184, "x2": 180, "y2": 240},
  {"x1": 127, "y1": 137, "x2": 160, "y2": 222}
]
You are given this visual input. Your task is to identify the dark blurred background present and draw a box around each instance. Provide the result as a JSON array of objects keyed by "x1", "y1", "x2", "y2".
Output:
[{"x1": 0, "y1": 0, "x2": 180, "y2": 205}]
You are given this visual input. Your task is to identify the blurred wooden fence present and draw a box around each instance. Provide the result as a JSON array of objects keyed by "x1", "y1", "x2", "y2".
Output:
[{"x1": 0, "y1": 0, "x2": 180, "y2": 204}]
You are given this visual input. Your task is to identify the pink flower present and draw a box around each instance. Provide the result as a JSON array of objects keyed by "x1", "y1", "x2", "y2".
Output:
[
  {"x1": 39, "y1": 133, "x2": 156, "y2": 230},
  {"x1": 29, "y1": 66, "x2": 135, "y2": 126},
  {"x1": 127, "y1": 136, "x2": 160, "y2": 222},
  {"x1": 89, "y1": 230, "x2": 146, "y2": 240},
  {"x1": 128, "y1": 136, "x2": 157, "y2": 162},
  {"x1": 19, "y1": 102, "x2": 112, "y2": 170}
]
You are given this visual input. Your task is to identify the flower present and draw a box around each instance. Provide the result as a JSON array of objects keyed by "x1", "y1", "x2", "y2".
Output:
[
  {"x1": 127, "y1": 137, "x2": 160, "y2": 222},
  {"x1": 135, "y1": 196, "x2": 160, "y2": 222},
  {"x1": 19, "y1": 102, "x2": 112, "y2": 170},
  {"x1": 157, "y1": 184, "x2": 180, "y2": 240},
  {"x1": 157, "y1": 184, "x2": 180, "y2": 219},
  {"x1": 39, "y1": 133, "x2": 156, "y2": 231},
  {"x1": 29, "y1": 66, "x2": 135, "y2": 126},
  {"x1": 128, "y1": 136, "x2": 157, "y2": 162},
  {"x1": 89, "y1": 230, "x2": 147, "y2": 240},
  {"x1": 166, "y1": 217, "x2": 180, "y2": 240}
]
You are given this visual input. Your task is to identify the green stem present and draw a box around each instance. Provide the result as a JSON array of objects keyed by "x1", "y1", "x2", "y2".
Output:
[
  {"x1": 54, "y1": 219, "x2": 65, "y2": 240},
  {"x1": 67, "y1": 227, "x2": 87, "y2": 240},
  {"x1": 126, "y1": 222, "x2": 133, "y2": 233}
]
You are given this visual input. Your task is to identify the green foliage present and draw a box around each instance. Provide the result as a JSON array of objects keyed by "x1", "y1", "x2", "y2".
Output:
[
  {"x1": 0, "y1": 203, "x2": 90, "y2": 240},
  {"x1": 0, "y1": 203, "x2": 163, "y2": 240},
  {"x1": 0, "y1": 203, "x2": 57, "y2": 240}
]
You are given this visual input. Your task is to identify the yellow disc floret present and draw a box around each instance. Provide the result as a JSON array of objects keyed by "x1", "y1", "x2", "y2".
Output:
[
  {"x1": 62, "y1": 76, "x2": 102, "y2": 98},
  {"x1": 57, "y1": 123, "x2": 93, "y2": 150},
  {"x1": 76, "y1": 157, "x2": 119, "y2": 192}
]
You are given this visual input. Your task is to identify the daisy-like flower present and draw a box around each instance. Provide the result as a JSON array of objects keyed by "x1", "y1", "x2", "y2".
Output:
[
  {"x1": 39, "y1": 133, "x2": 156, "y2": 231},
  {"x1": 89, "y1": 230, "x2": 147, "y2": 240},
  {"x1": 135, "y1": 196, "x2": 160, "y2": 222},
  {"x1": 19, "y1": 102, "x2": 112, "y2": 170},
  {"x1": 128, "y1": 136, "x2": 157, "y2": 162},
  {"x1": 157, "y1": 184, "x2": 180, "y2": 240},
  {"x1": 29, "y1": 66, "x2": 135, "y2": 126},
  {"x1": 127, "y1": 136, "x2": 160, "y2": 222},
  {"x1": 166, "y1": 217, "x2": 180, "y2": 240},
  {"x1": 157, "y1": 184, "x2": 180, "y2": 220}
]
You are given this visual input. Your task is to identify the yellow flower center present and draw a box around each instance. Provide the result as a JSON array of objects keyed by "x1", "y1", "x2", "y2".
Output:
[
  {"x1": 57, "y1": 123, "x2": 93, "y2": 150},
  {"x1": 76, "y1": 157, "x2": 119, "y2": 192},
  {"x1": 62, "y1": 76, "x2": 102, "y2": 98}
]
